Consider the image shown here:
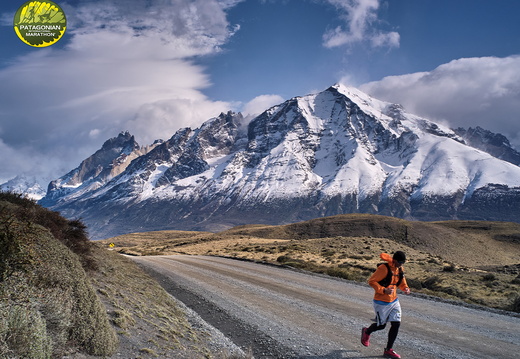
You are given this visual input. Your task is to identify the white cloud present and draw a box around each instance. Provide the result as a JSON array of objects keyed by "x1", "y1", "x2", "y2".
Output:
[
  {"x1": 129, "y1": 97, "x2": 231, "y2": 145},
  {"x1": 0, "y1": 0, "x2": 238, "y2": 185},
  {"x1": 323, "y1": 0, "x2": 399, "y2": 49},
  {"x1": 370, "y1": 31, "x2": 400, "y2": 48},
  {"x1": 360, "y1": 56, "x2": 520, "y2": 149},
  {"x1": 0, "y1": 138, "x2": 72, "y2": 185},
  {"x1": 65, "y1": 0, "x2": 236, "y2": 58},
  {"x1": 242, "y1": 94, "x2": 285, "y2": 116}
]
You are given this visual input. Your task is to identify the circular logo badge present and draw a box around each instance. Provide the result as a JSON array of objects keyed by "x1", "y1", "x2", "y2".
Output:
[{"x1": 13, "y1": 1, "x2": 67, "y2": 47}]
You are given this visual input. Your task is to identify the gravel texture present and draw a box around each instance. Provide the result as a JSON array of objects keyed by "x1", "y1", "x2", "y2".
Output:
[{"x1": 141, "y1": 265, "x2": 296, "y2": 358}]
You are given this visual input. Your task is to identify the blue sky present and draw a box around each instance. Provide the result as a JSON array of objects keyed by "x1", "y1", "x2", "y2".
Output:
[
  {"x1": 1, "y1": 0, "x2": 520, "y2": 185},
  {"x1": 202, "y1": 0, "x2": 520, "y2": 102}
]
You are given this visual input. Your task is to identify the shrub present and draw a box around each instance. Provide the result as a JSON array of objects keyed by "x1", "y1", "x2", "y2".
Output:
[
  {"x1": 0, "y1": 215, "x2": 33, "y2": 281},
  {"x1": 0, "y1": 193, "x2": 118, "y2": 357},
  {"x1": 443, "y1": 264, "x2": 456, "y2": 272},
  {"x1": 326, "y1": 267, "x2": 365, "y2": 281},
  {"x1": 422, "y1": 276, "x2": 442, "y2": 290},
  {"x1": 321, "y1": 249, "x2": 336, "y2": 257},
  {"x1": 512, "y1": 274, "x2": 520, "y2": 285},
  {"x1": 510, "y1": 296, "x2": 520, "y2": 313},
  {"x1": 0, "y1": 191, "x2": 96, "y2": 271},
  {"x1": 349, "y1": 254, "x2": 374, "y2": 260},
  {"x1": 277, "y1": 255, "x2": 290, "y2": 263},
  {"x1": 112, "y1": 309, "x2": 136, "y2": 329},
  {"x1": 0, "y1": 191, "x2": 34, "y2": 207},
  {"x1": 482, "y1": 273, "x2": 496, "y2": 281},
  {"x1": 405, "y1": 277, "x2": 423, "y2": 290},
  {"x1": 0, "y1": 304, "x2": 52, "y2": 359},
  {"x1": 326, "y1": 267, "x2": 352, "y2": 280}
]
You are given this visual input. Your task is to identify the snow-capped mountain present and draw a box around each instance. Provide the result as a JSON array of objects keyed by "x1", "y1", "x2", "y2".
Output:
[
  {"x1": 1, "y1": 175, "x2": 46, "y2": 200},
  {"x1": 41, "y1": 131, "x2": 159, "y2": 207},
  {"x1": 0, "y1": 175, "x2": 45, "y2": 201},
  {"x1": 453, "y1": 126, "x2": 520, "y2": 166},
  {"x1": 40, "y1": 84, "x2": 520, "y2": 239}
]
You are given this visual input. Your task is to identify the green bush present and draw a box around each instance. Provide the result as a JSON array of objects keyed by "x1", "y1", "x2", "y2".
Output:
[
  {"x1": 0, "y1": 304, "x2": 52, "y2": 359},
  {"x1": 0, "y1": 192, "x2": 118, "y2": 357},
  {"x1": 510, "y1": 296, "x2": 520, "y2": 313},
  {"x1": 0, "y1": 191, "x2": 96, "y2": 271}
]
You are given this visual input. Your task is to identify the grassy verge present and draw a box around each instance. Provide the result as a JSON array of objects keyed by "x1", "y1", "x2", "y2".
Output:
[{"x1": 89, "y1": 243, "x2": 216, "y2": 358}]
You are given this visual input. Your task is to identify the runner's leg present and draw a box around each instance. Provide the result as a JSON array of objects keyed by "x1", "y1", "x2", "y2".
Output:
[
  {"x1": 366, "y1": 322, "x2": 386, "y2": 334},
  {"x1": 386, "y1": 321, "x2": 400, "y2": 349}
]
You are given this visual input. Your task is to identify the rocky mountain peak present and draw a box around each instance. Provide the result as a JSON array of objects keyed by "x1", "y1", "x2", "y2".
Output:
[
  {"x1": 454, "y1": 126, "x2": 520, "y2": 165},
  {"x1": 39, "y1": 85, "x2": 520, "y2": 239},
  {"x1": 41, "y1": 131, "x2": 155, "y2": 206},
  {"x1": 101, "y1": 131, "x2": 138, "y2": 153}
]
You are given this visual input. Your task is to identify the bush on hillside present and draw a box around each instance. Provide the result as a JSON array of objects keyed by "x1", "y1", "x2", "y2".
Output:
[
  {"x1": 0, "y1": 191, "x2": 96, "y2": 271},
  {"x1": 511, "y1": 296, "x2": 520, "y2": 313},
  {"x1": 0, "y1": 192, "x2": 118, "y2": 358}
]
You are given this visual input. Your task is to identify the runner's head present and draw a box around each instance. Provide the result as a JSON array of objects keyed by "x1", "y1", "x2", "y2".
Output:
[{"x1": 393, "y1": 251, "x2": 406, "y2": 266}]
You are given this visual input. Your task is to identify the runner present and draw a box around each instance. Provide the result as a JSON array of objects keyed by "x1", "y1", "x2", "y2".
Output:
[{"x1": 361, "y1": 251, "x2": 411, "y2": 359}]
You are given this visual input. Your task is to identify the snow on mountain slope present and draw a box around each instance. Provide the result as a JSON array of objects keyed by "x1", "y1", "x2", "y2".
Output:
[
  {"x1": 40, "y1": 84, "x2": 520, "y2": 239},
  {"x1": 41, "y1": 131, "x2": 159, "y2": 206},
  {"x1": 1, "y1": 175, "x2": 46, "y2": 200}
]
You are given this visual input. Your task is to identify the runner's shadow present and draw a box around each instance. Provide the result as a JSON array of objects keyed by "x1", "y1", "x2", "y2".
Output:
[{"x1": 296, "y1": 349, "x2": 382, "y2": 358}]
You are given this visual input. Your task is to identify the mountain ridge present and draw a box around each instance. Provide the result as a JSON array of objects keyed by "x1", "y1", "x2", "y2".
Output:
[
  {"x1": 0, "y1": 175, "x2": 46, "y2": 200},
  {"x1": 39, "y1": 84, "x2": 520, "y2": 239}
]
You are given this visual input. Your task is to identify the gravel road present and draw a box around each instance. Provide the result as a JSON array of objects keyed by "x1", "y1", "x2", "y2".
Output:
[{"x1": 133, "y1": 255, "x2": 520, "y2": 359}]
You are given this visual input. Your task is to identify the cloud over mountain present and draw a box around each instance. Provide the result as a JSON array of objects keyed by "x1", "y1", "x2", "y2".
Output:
[
  {"x1": 360, "y1": 56, "x2": 520, "y2": 149},
  {"x1": 41, "y1": 85, "x2": 520, "y2": 239},
  {"x1": 0, "y1": 0, "x2": 237, "y2": 183},
  {"x1": 323, "y1": 0, "x2": 399, "y2": 49}
]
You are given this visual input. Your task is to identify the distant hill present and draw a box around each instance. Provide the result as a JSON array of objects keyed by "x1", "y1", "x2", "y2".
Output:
[{"x1": 218, "y1": 213, "x2": 520, "y2": 267}]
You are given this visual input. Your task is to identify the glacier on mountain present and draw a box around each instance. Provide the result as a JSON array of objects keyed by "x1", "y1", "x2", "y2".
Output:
[{"x1": 39, "y1": 84, "x2": 520, "y2": 239}]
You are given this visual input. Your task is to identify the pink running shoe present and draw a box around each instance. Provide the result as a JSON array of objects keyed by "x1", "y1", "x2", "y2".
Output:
[
  {"x1": 384, "y1": 348, "x2": 401, "y2": 358},
  {"x1": 361, "y1": 327, "x2": 370, "y2": 347}
]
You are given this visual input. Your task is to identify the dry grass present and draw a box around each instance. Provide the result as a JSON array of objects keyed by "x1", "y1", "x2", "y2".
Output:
[
  {"x1": 102, "y1": 214, "x2": 520, "y2": 313},
  {"x1": 0, "y1": 226, "x2": 249, "y2": 359},
  {"x1": 1, "y1": 192, "x2": 249, "y2": 359},
  {"x1": 88, "y1": 243, "x2": 213, "y2": 358},
  {"x1": 88, "y1": 243, "x2": 254, "y2": 358}
]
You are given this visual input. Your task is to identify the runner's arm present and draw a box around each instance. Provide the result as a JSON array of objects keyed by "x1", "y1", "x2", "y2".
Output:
[
  {"x1": 398, "y1": 276, "x2": 410, "y2": 294},
  {"x1": 368, "y1": 265, "x2": 388, "y2": 295}
]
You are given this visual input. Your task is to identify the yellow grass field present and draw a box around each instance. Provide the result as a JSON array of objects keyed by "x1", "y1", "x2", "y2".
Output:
[{"x1": 101, "y1": 214, "x2": 520, "y2": 312}]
